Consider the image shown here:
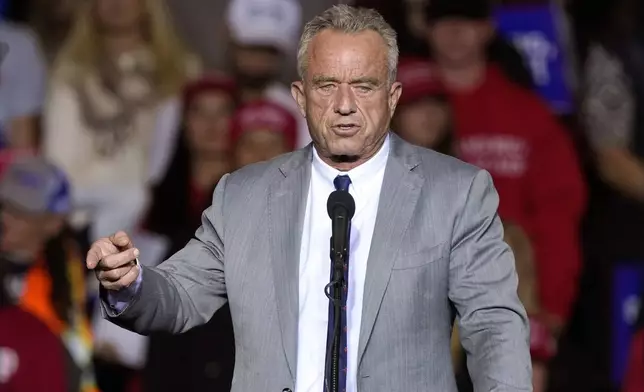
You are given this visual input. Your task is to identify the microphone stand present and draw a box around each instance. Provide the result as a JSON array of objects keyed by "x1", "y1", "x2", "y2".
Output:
[
  {"x1": 325, "y1": 239, "x2": 346, "y2": 392},
  {"x1": 325, "y1": 190, "x2": 355, "y2": 392}
]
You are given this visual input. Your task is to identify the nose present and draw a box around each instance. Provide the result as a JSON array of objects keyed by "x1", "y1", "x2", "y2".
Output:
[{"x1": 333, "y1": 84, "x2": 357, "y2": 115}]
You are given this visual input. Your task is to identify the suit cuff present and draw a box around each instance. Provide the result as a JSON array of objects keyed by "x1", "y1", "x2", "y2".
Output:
[{"x1": 101, "y1": 260, "x2": 142, "y2": 316}]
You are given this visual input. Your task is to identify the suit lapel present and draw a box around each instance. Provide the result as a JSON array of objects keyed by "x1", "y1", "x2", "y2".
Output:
[
  {"x1": 357, "y1": 134, "x2": 424, "y2": 366},
  {"x1": 268, "y1": 147, "x2": 312, "y2": 381}
]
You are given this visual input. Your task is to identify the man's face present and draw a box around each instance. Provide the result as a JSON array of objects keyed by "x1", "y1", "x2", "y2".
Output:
[
  {"x1": 233, "y1": 45, "x2": 282, "y2": 89},
  {"x1": 185, "y1": 91, "x2": 234, "y2": 156},
  {"x1": 234, "y1": 130, "x2": 289, "y2": 168},
  {"x1": 428, "y1": 18, "x2": 493, "y2": 67},
  {"x1": 396, "y1": 98, "x2": 450, "y2": 149},
  {"x1": 0, "y1": 204, "x2": 61, "y2": 256},
  {"x1": 292, "y1": 30, "x2": 401, "y2": 162},
  {"x1": 95, "y1": 0, "x2": 144, "y2": 34}
]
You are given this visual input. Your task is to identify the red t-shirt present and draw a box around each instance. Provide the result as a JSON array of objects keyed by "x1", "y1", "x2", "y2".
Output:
[
  {"x1": 449, "y1": 66, "x2": 587, "y2": 322},
  {"x1": 0, "y1": 306, "x2": 67, "y2": 392}
]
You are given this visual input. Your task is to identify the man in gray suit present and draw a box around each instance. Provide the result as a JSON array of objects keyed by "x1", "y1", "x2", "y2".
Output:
[{"x1": 87, "y1": 5, "x2": 532, "y2": 392}]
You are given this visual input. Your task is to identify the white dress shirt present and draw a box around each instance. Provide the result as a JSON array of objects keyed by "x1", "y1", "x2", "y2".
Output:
[{"x1": 295, "y1": 135, "x2": 390, "y2": 392}]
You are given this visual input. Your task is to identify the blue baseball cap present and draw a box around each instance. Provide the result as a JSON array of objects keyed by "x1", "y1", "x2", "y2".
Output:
[{"x1": 0, "y1": 156, "x2": 71, "y2": 215}]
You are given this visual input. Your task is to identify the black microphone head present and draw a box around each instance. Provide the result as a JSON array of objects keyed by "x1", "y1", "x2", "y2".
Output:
[{"x1": 327, "y1": 190, "x2": 356, "y2": 220}]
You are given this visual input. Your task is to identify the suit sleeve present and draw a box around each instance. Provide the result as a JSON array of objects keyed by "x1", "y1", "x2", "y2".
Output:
[
  {"x1": 449, "y1": 170, "x2": 532, "y2": 391},
  {"x1": 101, "y1": 174, "x2": 230, "y2": 334}
]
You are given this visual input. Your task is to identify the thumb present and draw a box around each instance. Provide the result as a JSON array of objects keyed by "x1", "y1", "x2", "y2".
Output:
[{"x1": 110, "y1": 231, "x2": 134, "y2": 250}]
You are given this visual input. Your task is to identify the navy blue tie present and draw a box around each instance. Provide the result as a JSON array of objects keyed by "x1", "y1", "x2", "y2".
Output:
[
  {"x1": 326, "y1": 175, "x2": 351, "y2": 392},
  {"x1": 333, "y1": 175, "x2": 352, "y2": 192}
]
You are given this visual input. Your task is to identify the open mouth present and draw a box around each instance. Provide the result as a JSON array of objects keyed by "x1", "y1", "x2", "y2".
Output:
[{"x1": 332, "y1": 124, "x2": 360, "y2": 134}]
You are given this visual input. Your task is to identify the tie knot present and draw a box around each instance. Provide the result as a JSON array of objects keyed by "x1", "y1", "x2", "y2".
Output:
[{"x1": 334, "y1": 175, "x2": 352, "y2": 192}]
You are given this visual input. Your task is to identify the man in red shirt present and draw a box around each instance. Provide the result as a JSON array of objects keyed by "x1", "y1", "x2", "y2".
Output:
[
  {"x1": 0, "y1": 259, "x2": 67, "y2": 392},
  {"x1": 425, "y1": 0, "x2": 586, "y2": 388}
]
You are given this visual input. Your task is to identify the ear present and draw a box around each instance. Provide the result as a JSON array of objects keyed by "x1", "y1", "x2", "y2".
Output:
[
  {"x1": 388, "y1": 81, "x2": 403, "y2": 116},
  {"x1": 291, "y1": 81, "x2": 307, "y2": 118}
]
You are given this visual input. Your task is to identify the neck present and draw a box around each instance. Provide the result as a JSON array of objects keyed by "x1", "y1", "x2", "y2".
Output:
[
  {"x1": 191, "y1": 154, "x2": 230, "y2": 189},
  {"x1": 103, "y1": 31, "x2": 145, "y2": 58},
  {"x1": 438, "y1": 59, "x2": 487, "y2": 92}
]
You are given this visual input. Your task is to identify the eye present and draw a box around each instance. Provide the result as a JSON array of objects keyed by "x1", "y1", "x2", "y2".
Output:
[
  {"x1": 355, "y1": 85, "x2": 372, "y2": 93},
  {"x1": 318, "y1": 84, "x2": 335, "y2": 92}
]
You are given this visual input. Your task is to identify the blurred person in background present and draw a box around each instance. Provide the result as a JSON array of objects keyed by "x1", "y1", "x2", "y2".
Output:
[
  {"x1": 350, "y1": 0, "x2": 430, "y2": 56},
  {"x1": 231, "y1": 99, "x2": 298, "y2": 168},
  {"x1": 225, "y1": 0, "x2": 310, "y2": 148},
  {"x1": 142, "y1": 73, "x2": 237, "y2": 392},
  {"x1": 0, "y1": 251, "x2": 67, "y2": 392},
  {"x1": 0, "y1": 20, "x2": 46, "y2": 149},
  {"x1": 570, "y1": 0, "x2": 644, "y2": 389},
  {"x1": 502, "y1": 221, "x2": 554, "y2": 391},
  {"x1": 353, "y1": 0, "x2": 535, "y2": 90},
  {"x1": 0, "y1": 156, "x2": 96, "y2": 392},
  {"x1": 392, "y1": 57, "x2": 453, "y2": 154},
  {"x1": 583, "y1": 0, "x2": 644, "y2": 262},
  {"x1": 425, "y1": 0, "x2": 586, "y2": 386},
  {"x1": 43, "y1": 0, "x2": 201, "y2": 244},
  {"x1": 8, "y1": 0, "x2": 83, "y2": 65}
]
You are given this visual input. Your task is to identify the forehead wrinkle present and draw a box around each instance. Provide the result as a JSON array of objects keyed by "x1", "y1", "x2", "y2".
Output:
[
  {"x1": 310, "y1": 52, "x2": 387, "y2": 84},
  {"x1": 306, "y1": 30, "x2": 389, "y2": 83}
]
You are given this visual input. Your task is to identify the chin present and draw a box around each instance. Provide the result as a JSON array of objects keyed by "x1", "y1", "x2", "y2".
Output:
[{"x1": 326, "y1": 146, "x2": 363, "y2": 158}]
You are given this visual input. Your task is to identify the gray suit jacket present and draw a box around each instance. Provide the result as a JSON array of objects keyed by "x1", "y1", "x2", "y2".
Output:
[{"x1": 104, "y1": 133, "x2": 532, "y2": 391}]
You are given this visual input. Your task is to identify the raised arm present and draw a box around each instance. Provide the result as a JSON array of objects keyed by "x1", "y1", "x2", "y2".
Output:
[{"x1": 98, "y1": 174, "x2": 230, "y2": 335}]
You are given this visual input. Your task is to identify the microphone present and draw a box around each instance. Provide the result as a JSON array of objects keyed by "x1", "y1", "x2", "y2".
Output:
[
  {"x1": 327, "y1": 190, "x2": 355, "y2": 261},
  {"x1": 325, "y1": 190, "x2": 355, "y2": 392}
]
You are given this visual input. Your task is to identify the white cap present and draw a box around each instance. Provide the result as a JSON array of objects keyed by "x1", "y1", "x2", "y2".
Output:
[{"x1": 226, "y1": 0, "x2": 302, "y2": 54}]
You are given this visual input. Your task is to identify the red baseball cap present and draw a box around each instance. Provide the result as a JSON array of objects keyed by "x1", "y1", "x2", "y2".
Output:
[
  {"x1": 182, "y1": 72, "x2": 237, "y2": 109},
  {"x1": 230, "y1": 100, "x2": 298, "y2": 150},
  {"x1": 397, "y1": 57, "x2": 446, "y2": 106}
]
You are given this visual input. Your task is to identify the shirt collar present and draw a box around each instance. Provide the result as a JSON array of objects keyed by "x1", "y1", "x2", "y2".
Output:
[{"x1": 312, "y1": 133, "x2": 390, "y2": 196}]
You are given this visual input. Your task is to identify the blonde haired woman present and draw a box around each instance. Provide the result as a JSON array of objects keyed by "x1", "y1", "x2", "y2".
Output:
[{"x1": 43, "y1": 0, "x2": 200, "y2": 243}]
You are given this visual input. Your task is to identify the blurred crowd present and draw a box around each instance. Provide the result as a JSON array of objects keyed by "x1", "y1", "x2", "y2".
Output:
[{"x1": 0, "y1": 0, "x2": 642, "y2": 391}]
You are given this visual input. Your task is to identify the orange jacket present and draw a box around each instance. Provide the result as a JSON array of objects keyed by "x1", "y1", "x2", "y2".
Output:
[{"x1": 17, "y1": 239, "x2": 98, "y2": 392}]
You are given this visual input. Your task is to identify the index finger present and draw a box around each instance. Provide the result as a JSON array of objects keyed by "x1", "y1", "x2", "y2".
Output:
[
  {"x1": 86, "y1": 247, "x2": 101, "y2": 270},
  {"x1": 110, "y1": 231, "x2": 134, "y2": 250},
  {"x1": 86, "y1": 239, "x2": 119, "y2": 270}
]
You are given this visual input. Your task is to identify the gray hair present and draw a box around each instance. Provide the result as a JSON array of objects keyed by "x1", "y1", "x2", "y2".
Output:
[{"x1": 297, "y1": 5, "x2": 399, "y2": 84}]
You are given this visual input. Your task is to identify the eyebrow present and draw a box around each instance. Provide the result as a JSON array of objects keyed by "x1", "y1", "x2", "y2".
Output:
[{"x1": 311, "y1": 76, "x2": 382, "y2": 86}]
